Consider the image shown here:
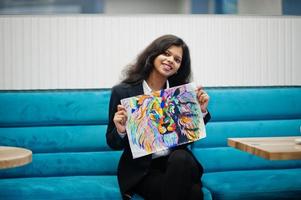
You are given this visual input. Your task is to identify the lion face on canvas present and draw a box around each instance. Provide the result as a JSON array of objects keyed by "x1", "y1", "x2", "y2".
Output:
[{"x1": 130, "y1": 87, "x2": 200, "y2": 153}]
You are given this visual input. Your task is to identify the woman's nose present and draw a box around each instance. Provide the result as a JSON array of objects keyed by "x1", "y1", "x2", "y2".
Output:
[{"x1": 167, "y1": 56, "x2": 174, "y2": 63}]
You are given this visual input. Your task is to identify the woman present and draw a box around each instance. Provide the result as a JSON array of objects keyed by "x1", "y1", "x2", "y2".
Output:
[{"x1": 106, "y1": 34, "x2": 210, "y2": 200}]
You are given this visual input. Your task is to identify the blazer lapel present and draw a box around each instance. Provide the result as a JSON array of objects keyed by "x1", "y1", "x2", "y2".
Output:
[{"x1": 127, "y1": 83, "x2": 144, "y2": 97}]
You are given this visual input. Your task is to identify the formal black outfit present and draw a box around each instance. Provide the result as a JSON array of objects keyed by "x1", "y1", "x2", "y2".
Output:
[{"x1": 106, "y1": 82, "x2": 211, "y2": 200}]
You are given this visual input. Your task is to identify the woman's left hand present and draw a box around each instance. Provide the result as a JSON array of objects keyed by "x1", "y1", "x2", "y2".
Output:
[{"x1": 196, "y1": 86, "x2": 210, "y2": 113}]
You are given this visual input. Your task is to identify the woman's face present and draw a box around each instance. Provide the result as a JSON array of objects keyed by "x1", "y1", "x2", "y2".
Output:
[{"x1": 153, "y1": 45, "x2": 183, "y2": 78}]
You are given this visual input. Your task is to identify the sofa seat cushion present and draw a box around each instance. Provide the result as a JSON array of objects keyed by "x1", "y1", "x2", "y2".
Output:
[
  {"x1": 0, "y1": 175, "x2": 122, "y2": 200},
  {"x1": 0, "y1": 175, "x2": 211, "y2": 200},
  {"x1": 202, "y1": 168, "x2": 301, "y2": 200}
]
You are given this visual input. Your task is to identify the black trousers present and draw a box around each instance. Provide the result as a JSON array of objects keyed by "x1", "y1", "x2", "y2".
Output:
[{"x1": 133, "y1": 149, "x2": 203, "y2": 200}]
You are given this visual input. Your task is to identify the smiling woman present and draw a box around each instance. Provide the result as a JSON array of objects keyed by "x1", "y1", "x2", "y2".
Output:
[{"x1": 106, "y1": 34, "x2": 211, "y2": 200}]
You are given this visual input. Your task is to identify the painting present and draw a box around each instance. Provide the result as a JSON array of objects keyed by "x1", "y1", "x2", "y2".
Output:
[{"x1": 120, "y1": 83, "x2": 206, "y2": 159}]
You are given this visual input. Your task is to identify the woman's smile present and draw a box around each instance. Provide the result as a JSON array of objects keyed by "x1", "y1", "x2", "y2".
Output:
[{"x1": 162, "y1": 63, "x2": 173, "y2": 71}]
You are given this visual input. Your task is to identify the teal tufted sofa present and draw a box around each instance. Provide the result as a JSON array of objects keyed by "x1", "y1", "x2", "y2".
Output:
[{"x1": 0, "y1": 86, "x2": 301, "y2": 200}]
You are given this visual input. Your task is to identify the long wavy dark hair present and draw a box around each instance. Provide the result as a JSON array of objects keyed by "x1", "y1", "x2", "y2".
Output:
[{"x1": 122, "y1": 34, "x2": 191, "y2": 87}]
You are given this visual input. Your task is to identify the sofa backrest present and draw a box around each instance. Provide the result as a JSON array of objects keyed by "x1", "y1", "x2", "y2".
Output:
[
  {"x1": 0, "y1": 90, "x2": 121, "y2": 178},
  {"x1": 192, "y1": 86, "x2": 301, "y2": 173},
  {"x1": 1, "y1": 87, "x2": 301, "y2": 178}
]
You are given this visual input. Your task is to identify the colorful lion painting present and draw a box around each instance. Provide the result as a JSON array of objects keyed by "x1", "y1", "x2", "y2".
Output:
[{"x1": 121, "y1": 83, "x2": 206, "y2": 159}]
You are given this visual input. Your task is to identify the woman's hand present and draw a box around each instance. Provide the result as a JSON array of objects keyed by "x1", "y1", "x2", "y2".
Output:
[
  {"x1": 196, "y1": 86, "x2": 210, "y2": 113},
  {"x1": 113, "y1": 105, "x2": 128, "y2": 133}
]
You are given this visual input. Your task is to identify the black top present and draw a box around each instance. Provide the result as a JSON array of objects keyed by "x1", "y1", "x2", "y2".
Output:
[{"x1": 106, "y1": 82, "x2": 211, "y2": 196}]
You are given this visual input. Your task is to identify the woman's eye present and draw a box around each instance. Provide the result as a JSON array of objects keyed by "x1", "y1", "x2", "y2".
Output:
[
  {"x1": 175, "y1": 59, "x2": 181, "y2": 64},
  {"x1": 164, "y1": 52, "x2": 170, "y2": 56}
]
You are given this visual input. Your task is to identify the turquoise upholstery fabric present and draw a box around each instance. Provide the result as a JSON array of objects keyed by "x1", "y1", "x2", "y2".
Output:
[
  {"x1": 0, "y1": 176, "x2": 122, "y2": 200},
  {"x1": 194, "y1": 147, "x2": 301, "y2": 172},
  {"x1": 202, "y1": 168, "x2": 301, "y2": 200},
  {"x1": 0, "y1": 176, "x2": 209, "y2": 200},
  {"x1": 0, "y1": 86, "x2": 301, "y2": 200},
  {"x1": 0, "y1": 125, "x2": 110, "y2": 152},
  {"x1": 204, "y1": 87, "x2": 301, "y2": 121},
  {"x1": 195, "y1": 119, "x2": 301, "y2": 148},
  {"x1": 193, "y1": 86, "x2": 301, "y2": 199},
  {"x1": 0, "y1": 90, "x2": 111, "y2": 126},
  {"x1": 202, "y1": 187, "x2": 213, "y2": 200},
  {"x1": 0, "y1": 151, "x2": 121, "y2": 178}
]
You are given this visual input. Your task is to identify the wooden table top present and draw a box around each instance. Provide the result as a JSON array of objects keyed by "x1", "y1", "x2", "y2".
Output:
[
  {"x1": 228, "y1": 136, "x2": 301, "y2": 160},
  {"x1": 0, "y1": 146, "x2": 32, "y2": 169}
]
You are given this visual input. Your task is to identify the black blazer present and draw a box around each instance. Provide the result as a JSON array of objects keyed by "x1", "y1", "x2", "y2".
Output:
[{"x1": 106, "y1": 82, "x2": 211, "y2": 196}]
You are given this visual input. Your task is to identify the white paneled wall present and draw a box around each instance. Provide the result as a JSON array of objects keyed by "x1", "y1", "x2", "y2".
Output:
[{"x1": 0, "y1": 15, "x2": 300, "y2": 90}]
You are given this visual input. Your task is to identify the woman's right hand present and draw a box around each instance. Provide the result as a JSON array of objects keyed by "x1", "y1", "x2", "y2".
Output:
[{"x1": 113, "y1": 105, "x2": 127, "y2": 133}]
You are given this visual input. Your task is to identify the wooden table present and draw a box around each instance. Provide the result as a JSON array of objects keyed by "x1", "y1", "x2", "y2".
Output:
[
  {"x1": 228, "y1": 136, "x2": 301, "y2": 160},
  {"x1": 0, "y1": 146, "x2": 32, "y2": 169}
]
